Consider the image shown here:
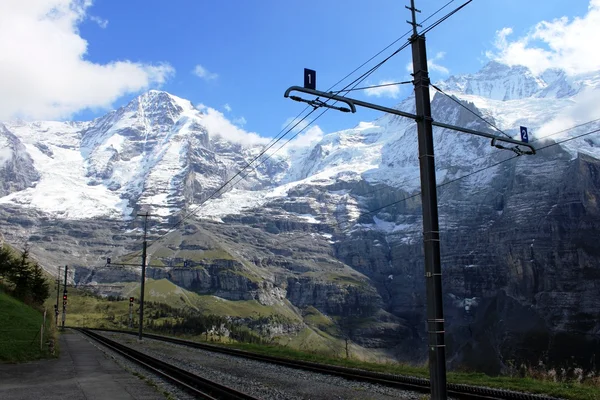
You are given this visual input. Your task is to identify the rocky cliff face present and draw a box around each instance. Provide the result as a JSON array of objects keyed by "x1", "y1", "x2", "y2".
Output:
[
  {"x1": 0, "y1": 124, "x2": 40, "y2": 197},
  {"x1": 1, "y1": 61, "x2": 600, "y2": 371},
  {"x1": 336, "y1": 147, "x2": 600, "y2": 372}
]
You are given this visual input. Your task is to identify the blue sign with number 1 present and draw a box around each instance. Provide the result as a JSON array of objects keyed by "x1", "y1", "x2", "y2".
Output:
[{"x1": 520, "y1": 126, "x2": 529, "y2": 143}]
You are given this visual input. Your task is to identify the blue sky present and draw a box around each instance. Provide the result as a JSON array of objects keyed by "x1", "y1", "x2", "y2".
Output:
[{"x1": 1, "y1": 0, "x2": 593, "y2": 138}]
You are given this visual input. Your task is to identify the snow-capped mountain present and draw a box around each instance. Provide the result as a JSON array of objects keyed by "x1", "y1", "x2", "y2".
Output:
[
  {"x1": 1, "y1": 62, "x2": 599, "y2": 221},
  {"x1": 1, "y1": 61, "x2": 600, "y2": 372},
  {"x1": 0, "y1": 90, "x2": 284, "y2": 220},
  {"x1": 435, "y1": 60, "x2": 600, "y2": 100}
]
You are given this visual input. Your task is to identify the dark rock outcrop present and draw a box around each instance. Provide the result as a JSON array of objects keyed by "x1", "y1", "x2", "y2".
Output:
[{"x1": 0, "y1": 124, "x2": 40, "y2": 197}]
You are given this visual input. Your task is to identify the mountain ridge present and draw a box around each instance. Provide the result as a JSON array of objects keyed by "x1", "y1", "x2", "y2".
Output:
[{"x1": 0, "y1": 60, "x2": 599, "y2": 371}]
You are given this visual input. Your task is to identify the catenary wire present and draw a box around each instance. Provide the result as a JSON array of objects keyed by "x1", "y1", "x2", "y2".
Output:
[
  {"x1": 273, "y1": 123, "x2": 600, "y2": 247},
  {"x1": 244, "y1": 112, "x2": 600, "y2": 233},
  {"x1": 105, "y1": 1, "x2": 471, "y2": 262},
  {"x1": 104, "y1": 112, "x2": 600, "y2": 267},
  {"x1": 420, "y1": 0, "x2": 472, "y2": 35},
  {"x1": 431, "y1": 84, "x2": 512, "y2": 138},
  {"x1": 144, "y1": 31, "x2": 417, "y2": 247},
  {"x1": 205, "y1": 3, "x2": 478, "y2": 214},
  {"x1": 331, "y1": 80, "x2": 414, "y2": 94},
  {"x1": 148, "y1": 1, "x2": 460, "y2": 229},
  {"x1": 148, "y1": 0, "x2": 460, "y2": 223}
]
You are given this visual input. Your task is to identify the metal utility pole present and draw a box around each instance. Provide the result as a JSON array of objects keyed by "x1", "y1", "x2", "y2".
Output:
[
  {"x1": 55, "y1": 267, "x2": 61, "y2": 326},
  {"x1": 137, "y1": 212, "x2": 150, "y2": 341},
  {"x1": 283, "y1": 3, "x2": 535, "y2": 398},
  {"x1": 408, "y1": 2, "x2": 446, "y2": 397},
  {"x1": 62, "y1": 266, "x2": 68, "y2": 329}
]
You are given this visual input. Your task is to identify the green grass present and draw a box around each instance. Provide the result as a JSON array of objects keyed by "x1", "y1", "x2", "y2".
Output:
[
  {"x1": 55, "y1": 280, "x2": 197, "y2": 329},
  {"x1": 146, "y1": 227, "x2": 235, "y2": 265},
  {"x1": 446, "y1": 372, "x2": 600, "y2": 400},
  {"x1": 121, "y1": 279, "x2": 200, "y2": 310},
  {"x1": 176, "y1": 249, "x2": 234, "y2": 262},
  {"x1": 0, "y1": 291, "x2": 55, "y2": 362},
  {"x1": 302, "y1": 306, "x2": 339, "y2": 336},
  {"x1": 194, "y1": 295, "x2": 301, "y2": 321},
  {"x1": 228, "y1": 269, "x2": 261, "y2": 283}
]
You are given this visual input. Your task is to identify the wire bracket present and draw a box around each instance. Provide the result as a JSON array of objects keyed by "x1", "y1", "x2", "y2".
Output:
[
  {"x1": 491, "y1": 138, "x2": 535, "y2": 155},
  {"x1": 289, "y1": 95, "x2": 352, "y2": 113}
]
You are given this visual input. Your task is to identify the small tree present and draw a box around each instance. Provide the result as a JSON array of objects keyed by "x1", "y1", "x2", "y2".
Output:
[
  {"x1": 11, "y1": 247, "x2": 32, "y2": 300},
  {"x1": 339, "y1": 317, "x2": 356, "y2": 359},
  {"x1": 0, "y1": 246, "x2": 13, "y2": 279},
  {"x1": 30, "y1": 263, "x2": 50, "y2": 305}
]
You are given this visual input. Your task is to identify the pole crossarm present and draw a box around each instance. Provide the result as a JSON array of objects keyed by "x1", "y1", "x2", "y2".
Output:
[{"x1": 284, "y1": 85, "x2": 536, "y2": 155}]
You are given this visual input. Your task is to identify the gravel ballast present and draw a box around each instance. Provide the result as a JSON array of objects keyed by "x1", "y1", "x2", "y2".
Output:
[{"x1": 101, "y1": 331, "x2": 432, "y2": 400}]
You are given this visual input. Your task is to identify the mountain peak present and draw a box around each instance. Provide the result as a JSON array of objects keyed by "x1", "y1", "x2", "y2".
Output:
[
  {"x1": 129, "y1": 90, "x2": 194, "y2": 114},
  {"x1": 479, "y1": 60, "x2": 511, "y2": 74},
  {"x1": 437, "y1": 61, "x2": 546, "y2": 101},
  {"x1": 479, "y1": 61, "x2": 531, "y2": 76}
]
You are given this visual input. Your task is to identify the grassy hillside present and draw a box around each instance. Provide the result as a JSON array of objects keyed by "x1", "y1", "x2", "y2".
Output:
[
  {"x1": 61, "y1": 278, "x2": 303, "y2": 329},
  {"x1": 0, "y1": 290, "x2": 56, "y2": 362},
  {"x1": 59, "y1": 279, "x2": 392, "y2": 362}
]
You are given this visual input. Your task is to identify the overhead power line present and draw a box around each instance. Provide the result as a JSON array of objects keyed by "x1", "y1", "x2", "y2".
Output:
[
  {"x1": 273, "y1": 121, "x2": 600, "y2": 247},
  {"x1": 219, "y1": 2, "x2": 475, "y2": 210},
  {"x1": 420, "y1": 0, "x2": 472, "y2": 35},
  {"x1": 530, "y1": 117, "x2": 600, "y2": 143},
  {"x1": 108, "y1": 1, "x2": 473, "y2": 261},
  {"x1": 331, "y1": 80, "x2": 414, "y2": 94},
  {"x1": 536, "y1": 127, "x2": 600, "y2": 151},
  {"x1": 142, "y1": 13, "x2": 438, "y2": 249},
  {"x1": 430, "y1": 84, "x2": 512, "y2": 139}
]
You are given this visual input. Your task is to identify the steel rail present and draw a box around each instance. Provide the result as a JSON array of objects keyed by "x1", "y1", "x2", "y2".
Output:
[{"x1": 76, "y1": 328, "x2": 259, "y2": 400}]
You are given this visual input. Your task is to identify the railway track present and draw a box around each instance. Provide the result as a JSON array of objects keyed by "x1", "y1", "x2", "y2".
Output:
[
  {"x1": 91, "y1": 328, "x2": 562, "y2": 400},
  {"x1": 76, "y1": 328, "x2": 259, "y2": 400}
]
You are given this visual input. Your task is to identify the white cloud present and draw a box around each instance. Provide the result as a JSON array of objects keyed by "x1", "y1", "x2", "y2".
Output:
[
  {"x1": 0, "y1": 0, "x2": 174, "y2": 121},
  {"x1": 223, "y1": 103, "x2": 232, "y2": 112},
  {"x1": 282, "y1": 116, "x2": 310, "y2": 133},
  {"x1": 289, "y1": 125, "x2": 324, "y2": 148},
  {"x1": 280, "y1": 116, "x2": 324, "y2": 149},
  {"x1": 428, "y1": 52, "x2": 449, "y2": 75},
  {"x1": 90, "y1": 15, "x2": 108, "y2": 28},
  {"x1": 405, "y1": 51, "x2": 449, "y2": 75},
  {"x1": 195, "y1": 104, "x2": 266, "y2": 146},
  {"x1": 233, "y1": 116, "x2": 247, "y2": 126},
  {"x1": 193, "y1": 64, "x2": 218, "y2": 81},
  {"x1": 364, "y1": 80, "x2": 401, "y2": 99},
  {"x1": 536, "y1": 88, "x2": 600, "y2": 140},
  {"x1": 487, "y1": 0, "x2": 600, "y2": 75}
]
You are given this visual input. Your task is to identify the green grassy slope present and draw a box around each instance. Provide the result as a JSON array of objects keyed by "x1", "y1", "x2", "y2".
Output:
[{"x1": 0, "y1": 291, "x2": 54, "y2": 362}]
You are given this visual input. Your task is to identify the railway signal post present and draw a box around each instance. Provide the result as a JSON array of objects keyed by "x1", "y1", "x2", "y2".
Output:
[
  {"x1": 129, "y1": 297, "x2": 134, "y2": 329},
  {"x1": 62, "y1": 266, "x2": 68, "y2": 329},
  {"x1": 55, "y1": 266, "x2": 62, "y2": 326}
]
